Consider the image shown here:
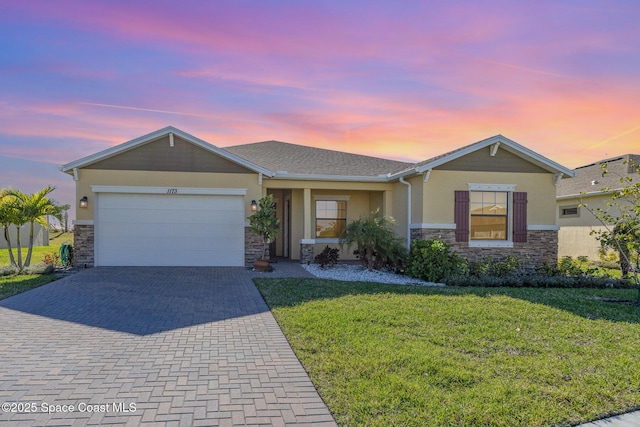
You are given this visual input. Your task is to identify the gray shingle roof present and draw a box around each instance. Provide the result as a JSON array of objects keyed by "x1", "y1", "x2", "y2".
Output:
[
  {"x1": 556, "y1": 154, "x2": 640, "y2": 197},
  {"x1": 223, "y1": 140, "x2": 413, "y2": 177}
]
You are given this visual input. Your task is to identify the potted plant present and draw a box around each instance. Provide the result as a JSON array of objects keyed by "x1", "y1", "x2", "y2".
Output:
[{"x1": 248, "y1": 194, "x2": 280, "y2": 271}]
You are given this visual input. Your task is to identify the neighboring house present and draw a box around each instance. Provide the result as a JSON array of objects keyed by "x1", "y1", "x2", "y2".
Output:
[
  {"x1": 60, "y1": 126, "x2": 575, "y2": 268},
  {"x1": 556, "y1": 154, "x2": 640, "y2": 260},
  {"x1": 0, "y1": 223, "x2": 49, "y2": 250}
]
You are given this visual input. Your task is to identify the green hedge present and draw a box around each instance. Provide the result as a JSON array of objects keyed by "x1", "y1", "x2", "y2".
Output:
[{"x1": 446, "y1": 273, "x2": 631, "y2": 288}]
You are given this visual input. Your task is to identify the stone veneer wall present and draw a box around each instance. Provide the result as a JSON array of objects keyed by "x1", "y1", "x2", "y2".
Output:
[
  {"x1": 245, "y1": 227, "x2": 269, "y2": 268},
  {"x1": 74, "y1": 224, "x2": 94, "y2": 268},
  {"x1": 300, "y1": 244, "x2": 314, "y2": 264},
  {"x1": 410, "y1": 228, "x2": 558, "y2": 270}
]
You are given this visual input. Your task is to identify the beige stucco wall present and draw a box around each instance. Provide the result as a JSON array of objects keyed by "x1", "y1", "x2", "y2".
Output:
[
  {"x1": 420, "y1": 170, "x2": 557, "y2": 225},
  {"x1": 392, "y1": 181, "x2": 409, "y2": 242},
  {"x1": 556, "y1": 194, "x2": 614, "y2": 227},
  {"x1": 557, "y1": 194, "x2": 619, "y2": 260},
  {"x1": 558, "y1": 225, "x2": 608, "y2": 260},
  {"x1": 75, "y1": 169, "x2": 263, "y2": 221},
  {"x1": 285, "y1": 187, "x2": 394, "y2": 260}
]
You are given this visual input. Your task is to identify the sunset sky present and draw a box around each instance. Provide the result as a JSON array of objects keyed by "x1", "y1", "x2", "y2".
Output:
[{"x1": 1, "y1": 0, "x2": 639, "y2": 221}]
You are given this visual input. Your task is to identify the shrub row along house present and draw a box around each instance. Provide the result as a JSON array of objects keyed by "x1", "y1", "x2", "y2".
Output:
[{"x1": 60, "y1": 127, "x2": 575, "y2": 268}]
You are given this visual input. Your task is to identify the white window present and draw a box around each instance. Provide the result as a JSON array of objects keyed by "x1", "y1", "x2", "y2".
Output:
[
  {"x1": 470, "y1": 191, "x2": 508, "y2": 240},
  {"x1": 315, "y1": 200, "x2": 347, "y2": 238}
]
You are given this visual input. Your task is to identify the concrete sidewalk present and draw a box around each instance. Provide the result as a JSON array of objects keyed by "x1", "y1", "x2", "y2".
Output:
[{"x1": 577, "y1": 410, "x2": 640, "y2": 427}]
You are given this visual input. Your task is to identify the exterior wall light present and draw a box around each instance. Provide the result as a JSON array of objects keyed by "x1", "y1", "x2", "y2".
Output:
[
  {"x1": 79, "y1": 196, "x2": 88, "y2": 208},
  {"x1": 251, "y1": 200, "x2": 258, "y2": 211}
]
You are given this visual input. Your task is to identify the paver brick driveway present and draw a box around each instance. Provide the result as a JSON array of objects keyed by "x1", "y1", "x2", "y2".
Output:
[{"x1": 0, "y1": 267, "x2": 336, "y2": 426}]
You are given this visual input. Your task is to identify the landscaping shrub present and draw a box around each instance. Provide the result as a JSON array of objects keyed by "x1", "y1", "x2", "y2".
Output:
[
  {"x1": 43, "y1": 251, "x2": 60, "y2": 266},
  {"x1": 408, "y1": 239, "x2": 467, "y2": 282},
  {"x1": 340, "y1": 210, "x2": 407, "y2": 271},
  {"x1": 314, "y1": 245, "x2": 339, "y2": 268},
  {"x1": 379, "y1": 238, "x2": 408, "y2": 273},
  {"x1": 471, "y1": 255, "x2": 522, "y2": 277},
  {"x1": 441, "y1": 254, "x2": 629, "y2": 288},
  {"x1": 446, "y1": 273, "x2": 625, "y2": 288},
  {"x1": 23, "y1": 262, "x2": 54, "y2": 275},
  {"x1": 0, "y1": 265, "x2": 19, "y2": 276}
]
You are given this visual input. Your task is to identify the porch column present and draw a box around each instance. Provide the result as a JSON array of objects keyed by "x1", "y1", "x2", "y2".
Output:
[
  {"x1": 303, "y1": 188, "x2": 312, "y2": 239},
  {"x1": 383, "y1": 190, "x2": 393, "y2": 218},
  {"x1": 300, "y1": 188, "x2": 315, "y2": 263}
]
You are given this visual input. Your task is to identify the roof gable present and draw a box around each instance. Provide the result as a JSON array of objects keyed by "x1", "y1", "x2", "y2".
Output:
[
  {"x1": 60, "y1": 126, "x2": 272, "y2": 176},
  {"x1": 85, "y1": 134, "x2": 254, "y2": 173},
  {"x1": 434, "y1": 145, "x2": 548, "y2": 173},
  {"x1": 392, "y1": 135, "x2": 576, "y2": 179}
]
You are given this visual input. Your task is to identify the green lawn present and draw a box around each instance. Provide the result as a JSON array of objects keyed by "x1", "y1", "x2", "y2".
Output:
[
  {"x1": 255, "y1": 278, "x2": 640, "y2": 427},
  {"x1": 0, "y1": 274, "x2": 57, "y2": 300},
  {"x1": 0, "y1": 232, "x2": 71, "y2": 297},
  {"x1": 0, "y1": 232, "x2": 73, "y2": 266}
]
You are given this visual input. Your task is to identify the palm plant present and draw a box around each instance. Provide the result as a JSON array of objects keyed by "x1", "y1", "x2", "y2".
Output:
[
  {"x1": 4, "y1": 186, "x2": 62, "y2": 269},
  {"x1": 340, "y1": 210, "x2": 406, "y2": 271},
  {"x1": 0, "y1": 189, "x2": 19, "y2": 267}
]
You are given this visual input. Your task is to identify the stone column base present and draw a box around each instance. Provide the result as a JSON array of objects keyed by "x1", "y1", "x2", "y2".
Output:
[
  {"x1": 245, "y1": 227, "x2": 269, "y2": 268},
  {"x1": 300, "y1": 243, "x2": 314, "y2": 264},
  {"x1": 74, "y1": 224, "x2": 94, "y2": 268}
]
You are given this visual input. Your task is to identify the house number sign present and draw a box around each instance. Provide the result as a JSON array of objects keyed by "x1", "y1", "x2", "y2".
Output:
[{"x1": 167, "y1": 188, "x2": 178, "y2": 194}]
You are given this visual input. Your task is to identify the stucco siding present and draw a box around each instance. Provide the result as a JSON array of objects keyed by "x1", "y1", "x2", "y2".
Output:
[
  {"x1": 556, "y1": 195, "x2": 613, "y2": 227},
  {"x1": 287, "y1": 188, "x2": 390, "y2": 260},
  {"x1": 557, "y1": 194, "x2": 618, "y2": 260},
  {"x1": 558, "y1": 225, "x2": 607, "y2": 260},
  {"x1": 75, "y1": 169, "x2": 262, "y2": 221},
  {"x1": 392, "y1": 181, "x2": 409, "y2": 242},
  {"x1": 422, "y1": 170, "x2": 556, "y2": 225}
]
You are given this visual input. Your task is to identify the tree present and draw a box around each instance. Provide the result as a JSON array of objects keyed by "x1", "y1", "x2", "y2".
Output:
[
  {"x1": 49, "y1": 201, "x2": 70, "y2": 232},
  {"x1": 581, "y1": 160, "x2": 640, "y2": 302},
  {"x1": 339, "y1": 210, "x2": 406, "y2": 271},
  {"x1": 247, "y1": 194, "x2": 280, "y2": 260},
  {"x1": 62, "y1": 205, "x2": 70, "y2": 233},
  {"x1": 0, "y1": 189, "x2": 19, "y2": 267},
  {"x1": 4, "y1": 186, "x2": 62, "y2": 269}
]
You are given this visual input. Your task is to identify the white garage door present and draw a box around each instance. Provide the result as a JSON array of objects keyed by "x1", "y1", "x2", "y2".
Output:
[{"x1": 95, "y1": 192, "x2": 245, "y2": 266}]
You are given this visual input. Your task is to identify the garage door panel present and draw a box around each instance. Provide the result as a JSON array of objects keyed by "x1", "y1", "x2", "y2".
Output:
[
  {"x1": 96, "y1": 193, "x2": 245, "y2": 266},
  {"x1": 98, "y1": 208, "x2": 244, "y2": 224},
  {"x1": 99, "y1": 235, "x2": 243, "y2": 251},
  {"x1": 98, "y1": 249, "x2": 241, "y2": 267},
  {"x1": 100, "y1": 194, "x2": 243, "y2": 209}
]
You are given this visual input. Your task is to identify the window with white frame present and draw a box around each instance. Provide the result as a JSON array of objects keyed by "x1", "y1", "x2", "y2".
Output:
[
  {"x1": 470, "y1": 191, "x2": 509, "y2": 240},
  {"x1": 455, "y1": 184, "x2": 525, "y2": 246},
  {"x1": 315, "y1": 200, "x2": 347, "y2": 238}
]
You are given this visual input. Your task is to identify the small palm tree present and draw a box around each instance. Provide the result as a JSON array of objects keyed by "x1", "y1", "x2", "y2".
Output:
[
  {"x1": 5, "y1": 186, "x2": 62, "y2": 269},
  {"x1": 0, "y1": 189, "x2": 19, "y2": 267}
]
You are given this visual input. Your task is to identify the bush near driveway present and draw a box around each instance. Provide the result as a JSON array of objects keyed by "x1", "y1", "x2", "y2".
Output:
[{"x1": 256, "y1": 278, "x2": 640, "y2": 427}]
